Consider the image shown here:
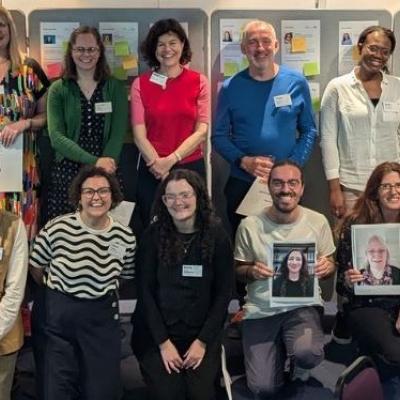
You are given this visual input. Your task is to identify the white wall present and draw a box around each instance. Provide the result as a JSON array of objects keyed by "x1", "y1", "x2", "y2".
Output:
[{"x1": 3, "y1": 0, "x2": 400, "y2": 18}]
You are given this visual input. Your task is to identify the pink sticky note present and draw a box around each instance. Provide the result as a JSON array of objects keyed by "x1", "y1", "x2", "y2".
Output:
[{"x1": 46, "y1": 62, "x2": 63, "y2": 79}]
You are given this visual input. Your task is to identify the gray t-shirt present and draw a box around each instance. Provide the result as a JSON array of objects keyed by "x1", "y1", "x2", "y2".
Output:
[{"x1": 234, "y1": 206, "x2": 335, "y2": 319}]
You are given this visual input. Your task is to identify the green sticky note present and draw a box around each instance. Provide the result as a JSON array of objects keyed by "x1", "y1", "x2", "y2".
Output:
[
  {"x1": 223, "y1": 62, "x2": 239, "y2": 77},
  {"x1": 114, "y1": 41, "x2": 130, "y2": 57},
  {"x1": 312, "y1": 98, "x2": 321, "y2": 112},
  {"x1": 62, "y1": 41, "x2": 68, "y2": 53},
  {"x1": 303, "y1": 62, "x2": 320, "y2": 77},
  {"x1": 113, "y1": 66, "x2": 127, "y2": 80},
  {"x1": 240, "y1": 57, "x2": 249, "y2": 70}
]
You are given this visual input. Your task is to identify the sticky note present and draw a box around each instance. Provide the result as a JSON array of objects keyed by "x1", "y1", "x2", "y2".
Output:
[
  {"x1": 303, "y1": 62, "x2": 320, "y2": 77},
  {"x1": 62, "y1": 41, "x2": 68, "y2": 53},
  {"x1": 312, "y1": 98, "x2": 321, "y2": 112},
  {"x1": 240, "y1": 57, "x2": 249, "y2": 70},
  {"x1": 122, "y1": 55, "x2": 138, "y2": 70},
  {"x1": 291, "y1": 36, "x2": 307, "y2": 53},
  {"x1": 46, "y1": 62, "x2": 63, "y2": 79},
  {"x1": 352, "y1": 45, "x2": 361, "y2": 62},
  {"x1": 113, "y1": 66, "x2": 127, "y2": 80},
  {"x1": 223, "y1": 62, "x2": 239, "y2": 77},
  {"x1": 114, "y1": 41, "x2": 130, "y2": 57}
]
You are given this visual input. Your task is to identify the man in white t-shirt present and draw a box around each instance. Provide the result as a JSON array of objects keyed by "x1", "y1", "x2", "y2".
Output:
[{"x1": 234, "y1": 160, "x2": 335, "y2": 397}]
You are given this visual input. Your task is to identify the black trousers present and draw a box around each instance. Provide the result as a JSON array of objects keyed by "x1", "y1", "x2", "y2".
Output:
[
  {"x1": 138, "y1": 339, "x2": 221, "y2": 400},
  {"x1": 136, "y1": 157, "x2": 205, "y2": 229},
  {"x1": 349, "y1": 306, "x2": 400, "y2": 376},
  {"x1": 41, "y1": 288, "x2": 121, "y2": 400}
]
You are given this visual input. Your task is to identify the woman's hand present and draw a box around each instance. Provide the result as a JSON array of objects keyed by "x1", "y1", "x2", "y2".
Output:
[
  {"x1": 182, "y1": 339, "x2": 206, "y2": 370},
  {"x1": 0, "y1": 119, "x2": 30, "y2": 147},
  {"x1": 247, "y1": 261, "x2": 273, "y2": 281},
  {"x1": 159, "y1": 339, "x2": 183, "y2": 374},
  {"x1": 95, "y1": 157, "x2": 116, "y2": 174},
  {"x1": 344, "y1": 268, "x2": 364, "y2": 286},
  {"x1": 148, "y1": 155, "x2": 176, "y2": 180},
  {"x1": 315, "y1": 256, "x2": 335, "y2": 279}
]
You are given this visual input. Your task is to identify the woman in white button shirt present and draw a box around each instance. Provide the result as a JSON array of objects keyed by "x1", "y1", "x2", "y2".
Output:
[{"x1": 320, "y1": 26, "x2": 399, "y2": 219}]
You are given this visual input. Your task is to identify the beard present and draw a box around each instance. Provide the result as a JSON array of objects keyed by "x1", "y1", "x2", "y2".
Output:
[{"x1": 272, "y1": 191, "x2": 299, "y2": 214}]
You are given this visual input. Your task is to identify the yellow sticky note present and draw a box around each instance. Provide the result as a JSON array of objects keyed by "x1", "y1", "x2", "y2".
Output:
[
  {"x1": 291, "y1": 36, "x2": 307, "y2": 53},
  {"x1": 352, "y1": 45, "x2": 361, "y2": 62},
  {"x1": 122, "y1": 55, "x2": 138, "y2": 70},
  {"x1": 114, "y1": 41, "x2": 130, "y2": 57},
  {"x1": 223, "y1": 62, "x2": 239, "y2": 77},
  {"x1": 113, "y1": 66, "x2": 127, "y2": 80},
  {"x1": 303, "y1": 62, "x2": 320, "y2": 77},
  {"x1": 62, "y1": 41, "x2": 68, "y2": 53},
  {"x1": 312, "y1": 97, "x2": 321, "y2": 112}
]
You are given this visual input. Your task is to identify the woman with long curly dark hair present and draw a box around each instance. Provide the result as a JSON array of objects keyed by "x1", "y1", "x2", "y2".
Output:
[
  {"x1": 336, "y1": 161, "x2": 400, "y2": 376},
  {"x1": 272, "y1": 249, "x2": 313, "y2": 297},
  {"x1": 131, "y1": 169, "x2": 233, "y2": 400}
]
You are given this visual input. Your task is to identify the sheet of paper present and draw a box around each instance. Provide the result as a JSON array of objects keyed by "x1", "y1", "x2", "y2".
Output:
[
  {"x1": 0, "y1": 134, "x2": 23, "y2": 192},
  {"x1": 109, "y1": 200, "x2": 135, "y2": 227},
  {"x1": 236, "y1": 177, "x2": 272, "y2": 217},
  {"x1": 219, "y1": 19, "x2": 252, "y2": 77},
  {"x1": 40, "y1": 22, "x2": 79, "y2": 78},
  {"x1": 281, "y1": 20, "x2": 320, "y2": 74},
  {"x1": 99, "y1": 22, "x2": 139, "y2": 79},
  {"x1": 338, "y1": 20, "x2": 378, "y2": 75}
]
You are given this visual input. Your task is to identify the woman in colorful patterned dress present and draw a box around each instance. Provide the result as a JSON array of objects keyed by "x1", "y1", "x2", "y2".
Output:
[
  {"x1": 47, "y1": 26, "x2": 127, "y2": 220},
  {"x1": 0, "y1": 6, "x2": 49, "y2": 240}
]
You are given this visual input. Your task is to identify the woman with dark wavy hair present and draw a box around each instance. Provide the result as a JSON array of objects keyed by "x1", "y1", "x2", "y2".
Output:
[
  {"x1": 272, "y1": 249, "x2": 313, "y2": 297},
  {"x1": 131, "y1": 18, "x2": 210, "y2": 227},
  {"x1": 46, "y1": 26, "x2": 127, "y2": 220},
  {"x1": 131, "y1": 169, "x2": 233, "y2": 400},
  {"x1": 336, "y1": 161, "x2": 400, "y2": 376}
]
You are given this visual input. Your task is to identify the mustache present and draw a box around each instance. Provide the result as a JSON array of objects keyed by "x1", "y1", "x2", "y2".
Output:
[{"x1": 277, "y1": 191, "x2": 294, "y2": 197}]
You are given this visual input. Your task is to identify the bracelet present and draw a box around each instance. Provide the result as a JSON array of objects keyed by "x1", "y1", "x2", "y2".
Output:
[{"x1": 174, "y1": 151, "x2": 182, "y2": 162}]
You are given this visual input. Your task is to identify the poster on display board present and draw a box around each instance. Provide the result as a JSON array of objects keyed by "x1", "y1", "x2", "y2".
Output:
[
  {"x1": 338, "y1": 20, "x2": 378, "y2": 76},
  {"x1": 40, "y1": 22, "x2": 80, "y2": 79},
  {"x1": 99, "y1": 22, "x2": 139, "y2": 81},
  {"x1": 281, "y1": 20, "x2": 320, "y2": 77},
  {"x1": 219, "y1": 19, "x2": 251, "y2": 78}
]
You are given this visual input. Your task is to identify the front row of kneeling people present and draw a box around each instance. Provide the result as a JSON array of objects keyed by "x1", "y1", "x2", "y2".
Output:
[{"x1": 2, "y1": 160, "x2": 400, "y2": 399}]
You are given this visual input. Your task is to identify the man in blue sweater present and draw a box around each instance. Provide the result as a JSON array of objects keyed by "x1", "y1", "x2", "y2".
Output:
[{"x1": 213, "y1": 19, "x2": 317, "y2": 234}]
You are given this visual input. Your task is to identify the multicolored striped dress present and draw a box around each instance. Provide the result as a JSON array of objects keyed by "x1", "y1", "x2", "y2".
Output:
[{"x1": 0, "y1": 58, "x2": 49, "y2": 241}]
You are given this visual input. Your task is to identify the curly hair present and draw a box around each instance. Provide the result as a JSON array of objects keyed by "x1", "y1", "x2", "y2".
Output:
[
  {"x1": 151, "y1": 169, "x2": 218, "y2": 267},
  {"x1": 64, "y1": 26, "x2": 110, "y2": 81},
  {"x1": 140, "y1": 18, "x2": 192, "y2": 69},
  {"x1": 278, "y1": 249, "x2": 309, "y2": 296},
  {"x1": 69, "y1": 165, "x2": 123, "y2": 211}
]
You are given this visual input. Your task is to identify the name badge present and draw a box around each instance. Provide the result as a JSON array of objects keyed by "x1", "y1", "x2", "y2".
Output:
[
  {"x1": 0, "y1": 247, "x2": 3, "y2": 261},
  {"x1": 182, "y1": 264, "x2": 203, "y2": 278},
  {"x1": 95, "y1": 102, "x2": 112, "y2": 114},
  {"x1": 108, "y1": 242, "x2": 126, "y2": 260},
  {"x1": 383, "y1": 102, "x2": 400, "y2": 122},
  {"x1": 383, "y1": 101, "x2": 400, "y2": 112},
  {"x1": 274, "y1": 94, "x2": 292, "y2": 108},
  {"x1": 0, "y1": 85, "x2": 4, "y2": 95},
  {"x1": 149, "y1": 72, "x2": 168, "y2": 88}
]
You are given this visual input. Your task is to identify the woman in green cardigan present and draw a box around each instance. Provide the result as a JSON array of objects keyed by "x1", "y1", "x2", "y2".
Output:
[{"x1": 47, "y1": 26, "x2": 128, "y2": 220}]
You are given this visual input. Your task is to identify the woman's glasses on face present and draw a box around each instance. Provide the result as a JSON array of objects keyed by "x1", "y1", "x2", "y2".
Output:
[
  {"x1": 162, "y1": 191, "x2": 195, "y2": 204},
  {"x1": 364, "y1": 44, "x2": 391, "y2": 58},
  {"x1": 81, "y1": 187, "x2": 111, "y2": 198},
  {"x1": 72, "y1": 47, "x2": 100, "y2": 55},
  {"x1": 379, "y1": 182, "x2": 400, "y2": 192}
]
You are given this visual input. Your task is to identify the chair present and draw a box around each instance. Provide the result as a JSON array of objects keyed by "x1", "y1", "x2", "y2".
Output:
[{"x1": 335, "y1": 356, "x2": 384, "y2": 400}]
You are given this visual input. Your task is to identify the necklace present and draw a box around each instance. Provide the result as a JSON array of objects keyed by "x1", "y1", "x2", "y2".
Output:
[{"x1": 182, "y1": 234, "x2": 197, "y2": 254}]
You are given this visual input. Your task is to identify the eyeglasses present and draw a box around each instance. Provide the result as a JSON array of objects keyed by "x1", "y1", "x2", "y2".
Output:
[
  {"x1": 379, "y1": 182, "x2": 400, "y2": 192},
  {"x1": 246, "y1": 39, "x2": 274, "y2": 48},
  {"x1": 365, "y1": 44, "x2": 391, "y2": 57},
  {"x1": 72, "y1": 47, "x2": 100, "y2": 55},
  {"x1": 270, "y1": 179, "x2": 301, "y2": 190},
  {"x1": 81, "y1": 187, "x2": 111, "y2": 198},
  {"x1": 162, "y1": 191, "x2": 195, "y2": 204}
]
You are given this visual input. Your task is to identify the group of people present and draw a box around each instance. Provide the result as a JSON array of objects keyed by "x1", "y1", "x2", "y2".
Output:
[{"x1": 0, "y1": 5, "x2": 400, "y2": 400}]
